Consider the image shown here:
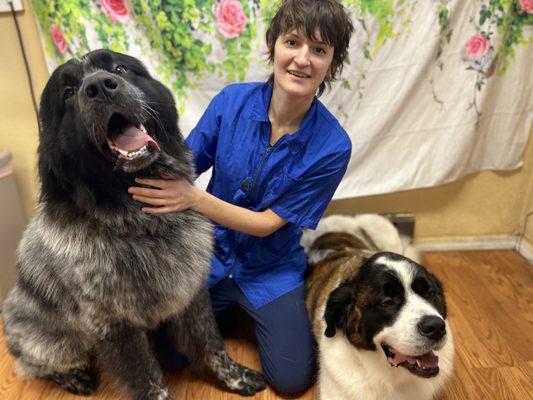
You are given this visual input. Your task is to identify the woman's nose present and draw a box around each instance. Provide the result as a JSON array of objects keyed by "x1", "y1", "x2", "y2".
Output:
[{"x1": 294, "y1": 46, "x2": 311, "y2": 66}]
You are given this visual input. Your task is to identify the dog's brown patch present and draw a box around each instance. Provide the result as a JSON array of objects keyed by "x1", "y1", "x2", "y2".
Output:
[
  {"x1": 359, "y1": 229, "x2": 381, "y2": 252},
  {"x1": 306, "y1": 240, "x2": 367, "y2": 338},
  {"x1": 345, "y1": 287, "x2": 373, "y2": 347},
  {"x1": 311, "y1": 232, "x2": 368, "y2": 253}
]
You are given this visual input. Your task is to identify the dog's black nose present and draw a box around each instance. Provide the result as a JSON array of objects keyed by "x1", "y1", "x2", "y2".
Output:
[
  {"x1": 417, "y1": 315, "x2": 446, "y2": 341},
  {"x1": 82, "y1": 73, "x2": 119, "y2": 101}
]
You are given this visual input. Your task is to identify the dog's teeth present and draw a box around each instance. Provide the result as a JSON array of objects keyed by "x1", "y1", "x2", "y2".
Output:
[{"x1": 126, "y1": 146, "x2": 148, "y2": 160}]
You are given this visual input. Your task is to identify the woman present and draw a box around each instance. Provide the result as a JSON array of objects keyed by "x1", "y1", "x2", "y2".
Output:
[{"x1": 129, "y1": 0, "x2": 354, "y2": 394}]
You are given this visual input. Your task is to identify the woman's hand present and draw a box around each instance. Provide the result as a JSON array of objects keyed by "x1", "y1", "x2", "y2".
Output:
[{"x1": 128, "y1": 175, "x2": 201, "y2": 214}]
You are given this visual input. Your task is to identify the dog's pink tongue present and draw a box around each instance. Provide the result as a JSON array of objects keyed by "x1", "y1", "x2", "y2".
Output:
[
  {"x1": 113, "y1": 125, "x2": 159, "y2": 152},
  {"x1": 392, "y1": 351, "x2": 439, "y2": 368},
  {"x1": 419, "y1": 352, "x2": 439, "y2": 368}
]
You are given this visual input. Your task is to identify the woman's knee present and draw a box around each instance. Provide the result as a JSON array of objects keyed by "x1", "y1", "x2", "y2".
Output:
[{"x1": 265, "y1": 360, "x2": 316, "y2": 395}]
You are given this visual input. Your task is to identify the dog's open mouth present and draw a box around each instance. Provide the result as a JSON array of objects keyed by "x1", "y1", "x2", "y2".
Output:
[
  {"x1": 105, "y1": 113, "x2": 160, "y2": 171},
  {"x1": 382, "y1": 344, "x2": 439, "y2": 378},
  {"x1": 106, "y1": 113, "x2": 160, "y2": 160}
]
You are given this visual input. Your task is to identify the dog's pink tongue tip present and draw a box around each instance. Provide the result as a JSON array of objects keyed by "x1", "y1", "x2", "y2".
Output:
[
  {"x1": 148, "y1": 138, "x2": 160, "y2": 152},
  {"x1": 113, "y1": 125, "x2": 157, "y2": 152},
  {"x1": 420, "y1": 352, "x2": 439, "y2": 368}
]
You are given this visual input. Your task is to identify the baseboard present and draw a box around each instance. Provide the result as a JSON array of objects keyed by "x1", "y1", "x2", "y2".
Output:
[
  {"x1": 415, "y1": 236, "x2": 532, "y2": 264},
  {"x1": 516, "y1": 239, "x2": 533, "y2": 264},
  {"x1": 415, "y1": 236, "x2": 516, "y2": 251}
]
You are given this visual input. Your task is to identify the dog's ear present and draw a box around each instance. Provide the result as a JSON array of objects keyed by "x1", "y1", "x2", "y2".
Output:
[{"x1": 324, "y1": 283, "x2": 355, "y2": 338}]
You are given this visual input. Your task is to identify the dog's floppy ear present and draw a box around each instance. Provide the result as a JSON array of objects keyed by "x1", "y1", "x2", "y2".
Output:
[{"x1": 324, "y1": 283, "x2": 355, "y2": 338}]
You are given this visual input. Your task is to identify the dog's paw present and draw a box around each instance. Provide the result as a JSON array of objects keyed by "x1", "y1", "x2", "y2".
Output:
[
  {"x1": 226, "y1": 364, "x2": 267, "y2": 397},
  {"x1": 48, "y1": 367, "x2": 99, "y2": 396},
  {"x1": 134, "y1": 387, "x2": 174, "y2": 400}
]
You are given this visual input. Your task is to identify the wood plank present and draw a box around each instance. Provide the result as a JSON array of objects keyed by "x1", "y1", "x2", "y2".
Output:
[
  {"x1": 1, "y1": 250, "x2": 531, "y2": 399},
  {"x1": 424, "y1": 252, "x2": 520, "y2": 368}
]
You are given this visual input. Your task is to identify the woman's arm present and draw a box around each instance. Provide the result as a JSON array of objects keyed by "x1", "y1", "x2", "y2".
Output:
[{"x1": 128, "y1": 177, "x2": 287, "y2": 237}]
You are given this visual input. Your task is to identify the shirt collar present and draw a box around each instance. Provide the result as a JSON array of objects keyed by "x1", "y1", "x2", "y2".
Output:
[
  {"x1": 248, "y1": 82, "x2": 272, "y2": 122},
  {"x1": 249, "y1": 82, "x2": 318, "y2": 154}
]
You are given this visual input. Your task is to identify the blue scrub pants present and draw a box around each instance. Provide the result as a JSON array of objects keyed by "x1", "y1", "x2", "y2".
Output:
[
  {"x1": 210, "y1": 277, "x2": 317, "y2": 395},
  {"x1": 154, "y1": 277, "x2": 317, "y2": 395}
]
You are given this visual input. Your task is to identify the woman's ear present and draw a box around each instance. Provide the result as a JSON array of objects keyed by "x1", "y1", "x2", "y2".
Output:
[
  {"x1": 327, "y1": 63, "x2": 337, "y2": 81},
  {"x1": 323, "y1": 283, "x2": 355, "y2": 338},
  {"x1": 266, "y1": 39, "x2": 275, "y2": 63}
]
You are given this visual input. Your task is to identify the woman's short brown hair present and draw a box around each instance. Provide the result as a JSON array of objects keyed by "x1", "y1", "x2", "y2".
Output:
[{"x1": 266, "y1": 0, "x2": 354, "y2": 97}]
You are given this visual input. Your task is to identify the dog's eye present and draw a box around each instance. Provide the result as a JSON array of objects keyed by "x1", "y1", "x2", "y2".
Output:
[
  {"x1": 427, "y1": 289, "x2": 436, "y2": 298},
  {"x1": 115, "y1": 65, "x2": 128, "y2": 75},
  {"x1": 64, "y1": 87, "x2": 75, "y2": 100},
  {"x1": 380, "y1": 298, "x2": 396, "y2": 308}
]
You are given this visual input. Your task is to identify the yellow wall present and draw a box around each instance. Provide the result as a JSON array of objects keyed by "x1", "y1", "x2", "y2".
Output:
[
  {"x1": 328, "y1": 136, "x2": 533, "y2": 242},
  {"x1": 0, "y1": 0, "x2": 48, "y2": 218},
  {"x1": 1, "y1": 0, "x2": 532, "y2": 246},
  {"x1": 520, "y1": 148, "x2": 533, "y2": 247}
]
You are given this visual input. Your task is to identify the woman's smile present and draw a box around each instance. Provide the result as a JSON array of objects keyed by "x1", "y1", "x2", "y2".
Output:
[
  {"x1": 287, "y1": 70, "x2": 311, "y2": 79},
  {"x1": 273, "y1": 30, "x2": 334, "y2": 99}
]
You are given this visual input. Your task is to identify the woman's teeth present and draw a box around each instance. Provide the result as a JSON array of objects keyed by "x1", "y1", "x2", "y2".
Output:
[{"x1": 289, "y1": 71, "x2": 309, "y2": 78}]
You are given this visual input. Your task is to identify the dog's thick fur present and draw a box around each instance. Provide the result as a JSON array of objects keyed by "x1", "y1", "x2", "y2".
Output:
[
  {"x1": 303, "y1": 214, "x2": 454, "y2": 400},
  {"x1": 2, "y1": 49, "x2": 265, "y2": 400}
]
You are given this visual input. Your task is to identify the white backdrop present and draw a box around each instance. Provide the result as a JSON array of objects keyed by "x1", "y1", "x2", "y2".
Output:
[
  {"x1": 32, "y1": 0, "x2": 533, "y2": 199},
  {"x1": 181, "y1": 1, "x2": 532, "y2": 198}
]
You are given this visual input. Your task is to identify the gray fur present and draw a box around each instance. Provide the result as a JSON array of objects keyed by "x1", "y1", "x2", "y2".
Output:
[{"x1": 2, "y1": 49, "x2": 266, "y2": 399}]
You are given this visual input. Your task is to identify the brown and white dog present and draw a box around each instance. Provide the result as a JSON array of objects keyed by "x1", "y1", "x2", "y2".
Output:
[{"x1": 302, "y1": 214, "x2": 454, "y2": 400}]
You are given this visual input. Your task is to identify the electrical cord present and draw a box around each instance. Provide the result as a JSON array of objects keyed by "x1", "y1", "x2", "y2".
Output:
[{"x1": 8, "y1": 0, "x2": 41, "y2": 132}]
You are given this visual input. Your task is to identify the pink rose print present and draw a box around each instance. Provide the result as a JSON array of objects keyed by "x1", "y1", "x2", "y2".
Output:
[
  {"x1": 215, "y1": 0, "x2": 247, "y2": 39},
  {"x1": 519, "y1": 0, "x2": 533, "y2": 13},
  {"x1": 98, "y1": 0, "x2": 129, "y2": 23},
  {"x1": 462, "y1": 34, "x2": 495, "y2": 76},
  {"x1": 51, "y1": 25, "x2": 68, "y2": 55},
  {"x1": 464, "y1": 34, "x2": 490, "y2": 59}
]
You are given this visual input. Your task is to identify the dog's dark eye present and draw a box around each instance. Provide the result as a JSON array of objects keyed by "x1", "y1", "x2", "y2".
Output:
[
  {"x1": 64, "y1": 87, "x2": 75, "y2": 100},
  {"x1": 380, "y1": 298, "x2": 396, "y2": 308},
  {"x1": 115, "y1": 65, "x2": 128, "y2": 75},
  {"x1": 427, "y1": 289, "x2": 436, "y2": 298}
]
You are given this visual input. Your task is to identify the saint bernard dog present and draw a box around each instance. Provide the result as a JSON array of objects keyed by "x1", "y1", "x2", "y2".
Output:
[{"x1": 302, "y1": 214, "x2": 454, "y2": 400}]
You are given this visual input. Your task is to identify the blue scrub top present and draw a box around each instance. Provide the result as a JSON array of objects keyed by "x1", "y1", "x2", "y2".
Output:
[{"x1": 185, "y1": 82, "x2": 352, "y2": 309}]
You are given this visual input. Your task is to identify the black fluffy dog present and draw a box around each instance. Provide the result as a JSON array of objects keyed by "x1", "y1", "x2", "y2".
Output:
[{"x1": 2, "y1": 49, "x2": 266, "y2": 399}]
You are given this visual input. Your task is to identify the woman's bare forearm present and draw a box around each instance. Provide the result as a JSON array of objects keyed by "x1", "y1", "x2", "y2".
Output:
[{"x1": 192, "y1": 189, "x2": 286, "y2": 237}]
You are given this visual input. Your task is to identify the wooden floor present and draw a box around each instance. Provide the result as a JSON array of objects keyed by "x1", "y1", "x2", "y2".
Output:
[{"x1": 0, "y1": 250, "x2": 531, "y2": 400}]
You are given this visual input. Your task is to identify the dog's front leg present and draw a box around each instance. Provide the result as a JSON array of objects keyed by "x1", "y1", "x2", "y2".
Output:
[
  {"x1": 166, "y1": 287, "x2": 267, "y2": 396},
  {"x1": 96, "y1": 322, "x2": 173, "y2": 400}
]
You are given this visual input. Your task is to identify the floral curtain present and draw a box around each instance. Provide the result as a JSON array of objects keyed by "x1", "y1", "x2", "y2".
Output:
[{"x1": 31, "y1": 0, "x2": 532, "y2": 199}]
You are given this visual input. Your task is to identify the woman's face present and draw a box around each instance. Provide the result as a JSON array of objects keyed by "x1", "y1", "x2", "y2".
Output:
[{"x1": 272, "y1": 29, "x2": 334, "y2": 100}]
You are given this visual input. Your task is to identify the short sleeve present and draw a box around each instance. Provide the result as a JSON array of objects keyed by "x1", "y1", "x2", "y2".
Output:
[
  {"x1": 269, "y1": 146, "x2": 351, "y2": 230},
  {"x1": 185, "y1": 90, "x2": 225, "y2": 175}
]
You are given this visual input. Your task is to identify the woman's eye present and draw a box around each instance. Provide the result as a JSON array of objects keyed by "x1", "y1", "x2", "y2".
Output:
[
  {"x1": 286, "y1": 39, "x2": 296, "y2": 46},
  {"x1": 315, "y1": 47, "x2": 326, "y2": 54},
  {"x1": 64, "y1": 87, "x2": 75, "y2": 99},
  {"x1": 115, "y1": 65, "x2": 128, "y2": 74}
]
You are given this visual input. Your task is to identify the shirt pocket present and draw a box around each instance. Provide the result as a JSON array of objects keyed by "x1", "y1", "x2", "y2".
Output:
[
  {"x1": 240, "y1": 236, "x2": 284, "y2": 267},
  {"x1": 260, "y1": 167, "x2": 303, "y2": 209}
]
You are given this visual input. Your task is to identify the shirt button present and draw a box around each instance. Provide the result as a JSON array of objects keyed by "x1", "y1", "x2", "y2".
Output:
[{"x1": 241, "y1": 178, "x2": 251, "y2": 192}]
